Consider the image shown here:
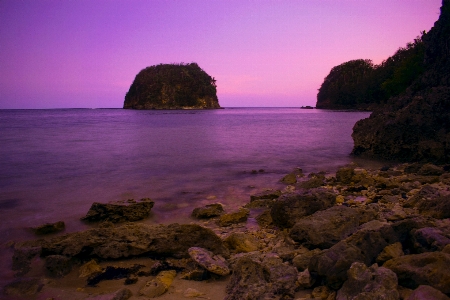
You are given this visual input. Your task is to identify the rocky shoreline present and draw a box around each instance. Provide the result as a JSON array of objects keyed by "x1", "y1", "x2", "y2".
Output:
[{"x1": 3, "y1": 162, "x2": 450, "y2": 299}]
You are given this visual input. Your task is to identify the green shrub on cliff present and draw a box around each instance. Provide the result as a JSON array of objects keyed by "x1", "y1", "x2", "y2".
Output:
[
  {"x1": 316, "y1": 34, "x2": 425, "y2": 109},
  {"x1": 124, "y1": 63, "x2": 220, "y2": 109}
]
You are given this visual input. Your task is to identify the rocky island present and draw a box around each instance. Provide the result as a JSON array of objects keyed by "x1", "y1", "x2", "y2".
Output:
[{"x1": 123, "y1": 63, "x2": 220, "y2": 110}]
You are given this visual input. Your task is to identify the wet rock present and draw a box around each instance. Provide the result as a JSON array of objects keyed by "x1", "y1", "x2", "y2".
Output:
[
  {"x1": 376, "y1": 242, "x2": 404, "y2": 265},
  {"x1": 31, "y1": 221, "x2": 65, "y2": 235},
  {"x1": 411, "y1": 227, "x2": 450, "y2": 253},
  {"x1": 250, "y1": 189, "x2": 281, "y2": 201},
  {"x1": 79, "y1": 259, "x2": 103, "y2": 278},
  {"x1": 406, "y1": 285, "x2": 450, "y2": 300},
  {"x1": 45, "y1": 255, "x2": 72, "y2": 278},
  {"x1": 81, "y1": 198, "x2": 154, "y2": 223},
  {"x1": 225, "y1": 254, "x2": 298, "y2": 300},
  {"x1": 336, "y1": 262, "x2": 399, "y2": 300},
  {"x1": 217, "y1": 208, "x2": 249, "y2": 227},
  {"x1": 139, "y1": 270, "x2": 176, "y2": 298},
  {"x1": 188, "y1": 247, "x2": 230, "y2": 276},
  {"x1": 17, "y1": 223, "x2": 229, "y2": 260},
  {"x1": 85, "y1": 288, "x2": 132, "y2": 300},
  {"x1": 12, "y1": 246, "x2": 41, "y2": 276},
  {"x1": 224, "y1": 232, "x2": 260, "y2": 253},
  {"x1": 179, "y1": 268, "x2": 211, "y2": 281},
  {"x1": 270, "y1": 188, "x2": 336, "y2": 229},
  {"x1": 290, "y1": 206, "x2": 377, "y2": 249},
  {"x1": 298, "y1": 176, "x2": 325, "y2": 189},
  {"x1": 384, "y1": 252, "x2": 450, "y2": 294},
  {"x1": 191, "y1": 203, "x2": 224, "y2": 219},
  {"x1": 2, "y1": 277, "x2": 44, "y2": 296},
  {"x1": 281, "y1": 173, "x2": 297, "y2": 184}
]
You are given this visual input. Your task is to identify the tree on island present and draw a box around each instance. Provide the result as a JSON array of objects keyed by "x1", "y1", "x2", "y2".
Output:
[{"x1": 124, "y1": 63, "x2": 220, "y2": 109}]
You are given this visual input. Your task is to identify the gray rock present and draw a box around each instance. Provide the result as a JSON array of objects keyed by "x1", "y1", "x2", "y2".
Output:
[
  {"x1": 188, "y1": 247, "x2": 230, "y2": 276},
  {"x1": 81, "y1": 198, "x2": 154, "y2": 223},
  {"x1": 411, "y1": 227, "x2": 450, "y2": 253},
  {"x1": 17, "y1": 223, "x2": 228, "y2": 260},
  {"x1": 191, "y1": 203, "x2": 224, "y2": 219},
  {"x1": 45, "y1": 255, "x2": 72, "y2": 278},
  {"x1": 336, "y1": 262, "x2": 399, "y2": 300},
  {"x1": 270, "y1": 188, "x2": 336, "y2": 229},
  {"x1": 290, "y1": 206, "x2": 377, "y2": 249},
  {"x1": 225, "y1": 254, "x2": 298, "y2": 300},
  {"x1": 31, "y1": 221, "x2": 65, "y2": 235},
  {"x1": 407, "y1": 285, "x2": 450, "y2": 300},
  {"x1": 384, "y1": 252, "x2": 450, "y2": 294},
  {"x1": 292, "y1": 248, "x2": 322, "y2": 271},
  {"x1": 309, "y1": 218, "x2": 427, "y2": 290}
]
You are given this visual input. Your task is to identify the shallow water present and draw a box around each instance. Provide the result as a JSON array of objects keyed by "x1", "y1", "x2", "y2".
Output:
[{"x1": 0, "y1": 108, "x2": 377, "y2": 240}]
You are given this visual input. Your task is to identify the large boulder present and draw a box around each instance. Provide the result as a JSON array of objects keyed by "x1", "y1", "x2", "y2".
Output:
[
  {"x1": 270, "y1": 188, "x2": 336, "y2": 229},
  {"x1": 225, "y1": 254, "x2": 298, "y2": 300},
  {"x1": 309, "y1": 218, "x2": 429, "y2": 289},
  {"x1": 383, "y1": 252, "x2": 450, "y2": 294},
  {"x1": 16, "y1": 223, "x2": 229, "y2": 260},
  {"x1": 81, "y1": 198, "x2": 155, "y2": 223},
  {"x1": 336, "y1": 262, "x2": 399, "y2": 300},
  {"x1": 289, "y1": 205, "x2": 377, "y2": 249},
  {"x1": 124, "y1": 63, "x2": 220, "y2": 109}
]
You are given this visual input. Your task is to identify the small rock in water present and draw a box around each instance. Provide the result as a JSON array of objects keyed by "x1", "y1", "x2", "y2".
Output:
[
  {"x1": 217, "y1": 208, "x2": 249, "y2": 227},
  {"x1": 188, "y1": 247, "x2": 230, "y2": 276},
  {"x1": 81, "y1": 198, "x2": 154, "y2": 223},
  {"x1": 191, "y1": 203, "x2": 224, "y2": 219},
  {"x1": 31, "y1": 221, "x2": 65, "y2": 235}
]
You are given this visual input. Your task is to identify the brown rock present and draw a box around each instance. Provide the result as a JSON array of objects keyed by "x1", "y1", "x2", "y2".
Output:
[
  {"x1": 191, "y1": 203, "x2": 224, "y2": 219},
  {"x1": 217, "y1": 208, "x2": 249, "y2": 227},
  {"x1": 81, "y1": 198, "x2": 154, "y2": 223},
  {"x1": 406, "y1": 285, "x2": 450, "y2": 300},
  {"x1": 384, "y1": 252, "x2": 450, "y2": 294},
  {"x1": 224, "y1": 232, "x2": 260, "y2": 253},
  {"x1": 31, "y1": 221, "x2": 65, "y2": 235}
]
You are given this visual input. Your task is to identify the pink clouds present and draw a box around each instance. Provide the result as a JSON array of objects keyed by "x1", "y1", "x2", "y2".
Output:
[{"x1": 0, "y1": 0, "x2": 442, "y2": 108}]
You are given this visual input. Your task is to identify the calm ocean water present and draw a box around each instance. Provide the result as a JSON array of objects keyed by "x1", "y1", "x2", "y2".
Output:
[{"x1": 0, "y1": 108, "x2": 374, "y2": 246}]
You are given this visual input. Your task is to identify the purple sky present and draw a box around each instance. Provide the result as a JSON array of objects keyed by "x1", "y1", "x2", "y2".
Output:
[{"x1": 0, "y1": 0, "x2": 442, "y2": 109}]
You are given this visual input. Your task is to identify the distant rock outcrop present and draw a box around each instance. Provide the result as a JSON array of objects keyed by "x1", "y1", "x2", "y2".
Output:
[
  {"x1": 351, "y1": 0, "x2": 450, "y2": 163},
  {"x1": 124, "y1": 63, "x2": 220, "y2": 109}
]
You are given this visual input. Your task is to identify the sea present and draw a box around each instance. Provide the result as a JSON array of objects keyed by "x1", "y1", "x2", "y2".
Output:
[{"x1": 0, "y1": 107, "x2": 379, "y2": 284}]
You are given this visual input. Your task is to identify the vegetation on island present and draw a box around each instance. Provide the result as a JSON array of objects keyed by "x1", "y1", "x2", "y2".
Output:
[
  {"x1": 316, "y1": 33, "x2": 426, "y2": 109},
  {"x1": 124, "y1": 63, "x2": 220, "y2": 109}
]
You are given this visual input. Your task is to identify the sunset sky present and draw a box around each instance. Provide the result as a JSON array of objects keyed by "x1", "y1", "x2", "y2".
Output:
[{"x1": 0, "y1": 0, "x2": 442, "y2": 109}]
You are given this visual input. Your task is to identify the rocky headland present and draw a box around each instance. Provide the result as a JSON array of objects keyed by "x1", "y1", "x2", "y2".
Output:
[
  {"x1": 123, "y1": 63, "x2": 220, "y2": 110},
  {"x1": 4, "y1": 162, "x2": 450, "y2": 299},
  {"x1": 318, "y1": 0, "x2": 450, "y2": 164}
]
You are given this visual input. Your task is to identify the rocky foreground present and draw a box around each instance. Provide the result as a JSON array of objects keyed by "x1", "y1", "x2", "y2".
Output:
[{"x1": 3, "y1": 162, "x2": 450, "y2": 299}]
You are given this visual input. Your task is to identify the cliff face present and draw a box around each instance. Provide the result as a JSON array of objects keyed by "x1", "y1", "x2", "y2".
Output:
[
  {"x1": 124, "y1": 63, "x2": 220, "y2": 109},
  {"x1": 351, "y1": 0, "x2": 450, "y2": 163}
]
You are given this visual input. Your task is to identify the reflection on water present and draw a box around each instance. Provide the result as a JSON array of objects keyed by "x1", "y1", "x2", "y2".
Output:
[{"x1": 0, "y1": 108, "x2": 376, "y2": 245}]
